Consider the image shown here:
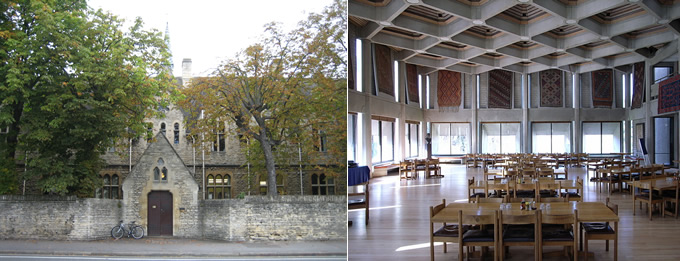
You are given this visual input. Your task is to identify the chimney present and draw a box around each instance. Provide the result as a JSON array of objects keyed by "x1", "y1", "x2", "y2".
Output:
[{"x1": 182, "y1": 58, "x2": 192, "y2": 87}]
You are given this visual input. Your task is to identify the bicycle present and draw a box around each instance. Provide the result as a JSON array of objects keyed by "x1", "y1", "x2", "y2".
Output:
[{"x1": 111, "y1": 220, "x2": 145, "y2": 239}]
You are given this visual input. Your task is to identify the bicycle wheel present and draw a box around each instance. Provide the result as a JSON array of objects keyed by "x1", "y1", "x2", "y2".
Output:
[
  {"x1": 111, "y1": 226, "x2": 124, "y2": 239},
  {"x1": 131, "y1": 225, "x2": 144, "y2": 239}
]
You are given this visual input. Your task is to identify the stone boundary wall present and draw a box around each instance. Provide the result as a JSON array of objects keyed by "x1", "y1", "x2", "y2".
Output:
[
  {"x1": 0, "y1": 195, "x2": 346, "y2": 241},
  {"x1": 200, "y1": 195, "x2": 347, "y2": 241},
  {"x1": 0, "y1": 196, "x2": 122, "y2": 240}
]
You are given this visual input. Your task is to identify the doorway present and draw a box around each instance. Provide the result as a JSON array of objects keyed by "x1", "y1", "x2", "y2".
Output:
[{"x1": 148, "y1": 191, "x2": 173, "y2": 236}]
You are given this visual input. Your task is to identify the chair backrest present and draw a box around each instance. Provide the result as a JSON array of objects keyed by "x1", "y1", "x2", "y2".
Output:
[
  {"x1": 459, "y1": 210, "x2": 497, "y2": 226},
  {"x1": 539, "y1": 196, "x2": 567, "y2": 203},
  {"x1": 500, "y1": 210, "x2": 539, "y2": 225},
  {"x1": 633, "y1": 181, "x2": 651, "y2": 190},
  {"x1": 605, "y1": 197, "x2": 618, "y2": 215},
  {"x1": 486, "y1": 181, "x2": 509, "y2": 193},
  {"x1": 476, "y1": 195, "x2": 505, "y2": 203},
  {"x1": 430, "y1": 199, "x2": 446, "y2": 219},
  {"x1": 541, "y1": 209, "x2": 577, "y2": 225},
  {"x1": 509, "y1": 197, "x2": 535, "y2": 203}
]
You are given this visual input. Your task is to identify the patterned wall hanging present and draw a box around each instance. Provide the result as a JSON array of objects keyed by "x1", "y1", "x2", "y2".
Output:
[
  {"x1": 488, "y1": 69, "x2": 513, "y2": 109},
  {"x1": 540, "y1": 69, "x2": 563, "y2": 107},
  {"x1": 373, "y1": 44, "x2": 393, "y2": 96},
  {"x1": 658, "y1": 74, "x2": 680, "y2": 114},
  {"x1": 631, "y1": 62, "x2": 644, "y2": 109},
  {"x1": 591, "y1": 69, "x2": 613, "y2": 108},
  {"x1": 406, "y1": 63, "x2": 419, "y2": 103},
  {"x1": 437, "y1": 70, "x2": 461, "y2": 111}
]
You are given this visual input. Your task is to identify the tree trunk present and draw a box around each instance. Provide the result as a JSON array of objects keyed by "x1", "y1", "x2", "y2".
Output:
[
  {"x1": 257, "y1": 128, "x2": 278, "y2": 196},
  {"x1": 4, "y1": 101, "x2": 24, "y2": 161}
]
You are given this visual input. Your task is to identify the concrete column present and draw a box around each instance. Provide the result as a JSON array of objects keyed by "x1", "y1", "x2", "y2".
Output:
[
  {"x1": 360, "y1": 41, "x2": 373, "y2": 171},
  {"x1": 573, "y1": 73, "x2": 581, "y2": 153},
  {"x1": 644, "y1": 60, "x2": 654, "y2": 163},
  {"x1": 471, "y1": 74, "x2": 478, "y2": 153},
  {"x1": 522, "y1": 73, "x2": 530, "y2": 153}
]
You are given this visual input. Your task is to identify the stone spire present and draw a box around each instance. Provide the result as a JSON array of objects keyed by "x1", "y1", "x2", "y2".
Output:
[{"x1": 164, "y1": 22, "x2": 174, "y2": 72}]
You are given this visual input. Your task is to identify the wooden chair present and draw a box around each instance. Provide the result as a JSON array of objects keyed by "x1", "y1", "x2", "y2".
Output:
[
  {"x1": 486, "y1": 180, "x2": 509, "y2": 199},
  {"x1": 427, "y1": 158, "x2": 442, "y2": 178},
  {"x1": 469, "y1": 177, "x2": 485, "y2": 203},
  {"x1": 499, "y1": 210, "x2": 539, "y2": 261},
  {"x1": 430, "y1": 199, "x2": 462, "y2": 261},
  {"x1": 508, "y1": 197, "x2": 535, "y2": 203},
  {"x1": 458, "y1": 210, "x2": 498, "y2": 261},
  {"x1": 581, "y1": 197, "x2": 617, "y2": 261},
  {"x1": 476, "y1": 195, "x2": 505, "y2": 204},
  {"x1": 539, "y1": 210, "x2": 578, "y2": 261},
  {"x1": 663, "y1": 179, "x2": 679, "y2": 218},
  {"x1": 537, "y1": 167, "x2": 555, "y2": 179},
  {"x1": 521, "y1": 167, "x2": 536, "y2": 179},
  {"x1": 538, "y1": 181, "x2": 561, "y2": 200},
  {"x1": 399, "y1": 161, "x2": 414, "y2": 180},
  {"x1": 632, "y1": 181, "x2": 663, "y2": 220},
  {"x1": 600, "y1": 167, "x2": 624, "y2": 195},
  {"x1": 560, "y1": 177, "x2": 583, "y2": 202},
  {"x1": 348, "y1": 182, "x2": 369, "y2": 225},
  {"x1": 466, "y1": 154, "x2": 478, "y2": 168},
  {"x1": 514, "y1": 182, "x2": 537, "y2": 201},
  {"x1": 538, "y1": 195, "x2": 567, "y2": 203}
]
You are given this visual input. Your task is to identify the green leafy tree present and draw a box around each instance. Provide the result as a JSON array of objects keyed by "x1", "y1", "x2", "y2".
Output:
[
  {"x1": 0, "y1": 0, "x2": 175, "y2": 196},
  {"x1": 179, "y1": 0, "x2": 347, "y2": 195}
]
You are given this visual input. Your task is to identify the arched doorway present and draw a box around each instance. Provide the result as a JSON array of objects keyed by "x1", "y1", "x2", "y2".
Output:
[{"x1": 148, "y1": 191, "x2": 173, "y2": 236}]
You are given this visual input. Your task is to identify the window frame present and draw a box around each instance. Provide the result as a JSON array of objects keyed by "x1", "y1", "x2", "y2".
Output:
[
  {"x1": 432, "y1": 122, "x2": 471, "y2": 156},
  {"x1": 311, "y1": 173, "x2": 335, "y2": 195},
  {"x1": 405, "y1": 121, "x2": 420, "y2": 158},
  {"x1": 206, "y1": 173, "x2": 232, "y2": 199},
  {"x1": 581, "y1": 121, "x2": 622, "y2": 154},
  {"x1": 531, "y1": 122, "x2": 572, "y2": 153},
  {"x1": 371, "y1": 116, "x2": 395, "y2": 164},
  {"x1": 480, "y1": 122, "x2": 522, "y2": 154}
]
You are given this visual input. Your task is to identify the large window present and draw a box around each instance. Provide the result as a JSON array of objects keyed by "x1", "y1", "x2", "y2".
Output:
[
  {"x1": 311, "y1": 174, "x2": 335, "y2": 195},
  {"x1": 213, "y1": 124, "x2": 225, "y2": 152},
  {"x1": 531, "y1": 122, "x2": 572, "y2": 153},
  {"x1": 654, "y1": 66, "x2": 672, "y2": 83},
  {"x1": 432, "y1": 123, "x2": 470, "y2": 155},
  {"x1": 582, "y1": 122, "x2": 622, "y2": 154},
  {"x1": 371, "y1": 116, "x2": 394, "y2": 163},
  {"x1": 405, "y1": 121, "x2": 419, "y2": 158},
  {"x1": 259, "y1": 173, "x2": 285, "y2": 195},
  {"x1": 206, "y1": 174, "x2": 232, "y2": 199},
  {"x1": 481, "y1": 123, "x2": 521, "y2": 153},
  {"x1": 348, "y1": 113, "x2": 357, "y2": 162},
  {"x1": 96, "y1": 174, "x2": 120, "y2": 199}
]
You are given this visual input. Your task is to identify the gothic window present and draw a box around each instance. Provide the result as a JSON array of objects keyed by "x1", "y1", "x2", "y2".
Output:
[
  {"x1": 213, "y1": 124, "x2": 225, "y2": 151},
  {"x1": 160, "y1": 122, "x2": 166, "y2": 135},
  {"x1": 96, "y1": 174, "x2": 120, "y2": 199},
  {"x1": 146, "y1": 122, "x2": 153, "y2": 142},
  {"x1": 153, "y1": 167, "x2": 160, "y2": 181},
  {"x1": 161, "y1": 167, "x2": 168, "y2": 182},
  {"x1": 174, "y1": 123, "x2": 180, "y2": 144},
  {"x1": 311, "y1": 174, "x2": 335, "y2": 195},
  {"x1": 206, "y1": 174, "x2": 232, "y2": 199},
  {"x1": 259, "y1": 173, "x2": 285, "y2": 195}
]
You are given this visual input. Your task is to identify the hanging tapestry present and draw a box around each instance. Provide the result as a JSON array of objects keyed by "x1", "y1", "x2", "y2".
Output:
[
  {"x1": 348, "y1": 41, "x2": 355, "y2": 90},
  {"x1": 406, "y1": 63, "x2": 419, "y2": 103},
  {"x1": 437, "y1": 70, "x2": 461, "y2": 111},
  {"x1": 374, "y1": 44, "x2": 393, "y2": 96},
  {"x1": 631, "y1": 62, "x2": 644, "y2": 109},
  {"x1": 540, "y1": 69, "x2": 563, "y2": 107},
  {"x1": 488, "y1": 69, "x2": 513, "y2": 109},
  {"x1": 658, "y1": 74, "x2": 680, "y2": 114},
  {"x1": 591, "y1": 69, "x2": 613, "y2": 108}
]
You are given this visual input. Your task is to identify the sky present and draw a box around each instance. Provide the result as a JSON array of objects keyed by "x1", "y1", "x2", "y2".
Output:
[{"x1": 87, "y1": 0, "x2": 334, "y2": 77}]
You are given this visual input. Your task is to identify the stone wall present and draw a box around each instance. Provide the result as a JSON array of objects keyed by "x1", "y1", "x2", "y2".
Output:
[
  {"x1": 0, "y1": 195, "x2": 346, "y2": 241},
  {"x1": 200, "y1": 195, "x2": 347, "y2": 241},
  {"x1": 0, "y1": 196, "x2": 121, "y2": 240}
]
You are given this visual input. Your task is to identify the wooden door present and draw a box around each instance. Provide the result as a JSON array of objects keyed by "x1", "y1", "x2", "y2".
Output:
[{"x1": 148, "y1": 191, "x2": 173, "y2": 236}]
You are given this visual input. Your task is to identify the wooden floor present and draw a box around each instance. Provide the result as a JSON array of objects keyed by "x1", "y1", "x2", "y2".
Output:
[{"x1": 348, "y1": 164, "x2": 680, "y2": 260}]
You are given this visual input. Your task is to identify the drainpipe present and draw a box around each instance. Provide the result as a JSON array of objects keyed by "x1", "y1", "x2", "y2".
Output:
[
  {"x1": 201, "y1": 110, "x2": 205, "y2": 200},
  {"x1": 192, "y1": 136, "x2": 196, "y2": 176},
  {"x1": 298, "y1": 142, "x2": 303, "y2": 195},
  {"x1": 247, "y1": 139, "x2": 251, "y2": 196},
  {"x1": 129, "y1": 138, "x2": 132, "y2": 173},
  {"x1": 23, "y1": 152, "x2": 26, "y2": 195}
]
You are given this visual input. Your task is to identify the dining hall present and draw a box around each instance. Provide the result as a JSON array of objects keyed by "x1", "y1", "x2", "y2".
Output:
[{"x1": 347, "y1": 0, "x2": 680, "y2": 260}]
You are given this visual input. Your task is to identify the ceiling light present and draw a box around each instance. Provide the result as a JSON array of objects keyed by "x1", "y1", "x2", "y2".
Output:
[
  {"x1": 585, "y1": 58, "x2": 592, "y2": 61},
  {"x1": 628, "y1": 0, "x2": 639, "y2": 2},
  {"x1": 518, "y1": 0, "x2": 531, "y2": 3},
  {"x1": 472, "y1": 20, "x2": 484, "y2": 25},
  {"x1": 658, "y1": 19, "x2": 669, "y2": 24},
  {"x1": 379, "y1": 21, "x2": 391, "y2": 26},
  {"x1": 626, "y1": 48, "x2": 635, "y2": 52},
  {"x1": 486, "y1": 49, "x2": 495, "y2": 53},
  {"x1": 520, "y1": 36, "x2": 530, "y2": 41},
  {"x1": 565, "y1": 19, "x2": 577, "y2": 24},
  {"x1": 522, "y1": 59, "x2": 530, "y2": 62},
  {"x1": 600, "y1": 36, "x2": 610, "y2": 40},
  {"x1": 405, "y1": 0, "x2": 420, "y2": 3},
  {"x1": 440, "y1": 36, "x2": 450, "y2": 41},
  {"x1": 556, "y1": 48, "x2": 565, "y2": 52}
]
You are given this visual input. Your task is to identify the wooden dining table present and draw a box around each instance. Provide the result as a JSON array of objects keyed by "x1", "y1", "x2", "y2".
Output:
[{"x1": 432, "y1": 201, "x2": 619, "y2": 260}]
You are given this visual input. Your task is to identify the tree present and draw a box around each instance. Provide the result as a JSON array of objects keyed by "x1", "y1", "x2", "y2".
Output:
[
  {"x1": 179, "y1": 0, "x2": 347, "y2": 195},
  {"x1": 0, "y1": 0, "x2": 175, "y2": 196}
]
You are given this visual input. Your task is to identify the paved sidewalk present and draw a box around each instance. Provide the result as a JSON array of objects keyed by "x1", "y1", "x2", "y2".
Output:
[{"x1": 0, "y1": 238, "x2": 347, "y2": 257}]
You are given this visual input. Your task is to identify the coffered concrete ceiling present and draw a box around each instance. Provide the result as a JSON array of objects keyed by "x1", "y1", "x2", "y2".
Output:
[{"x1": 349, "y1": 0, "x2": 680, "y2": 74}]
